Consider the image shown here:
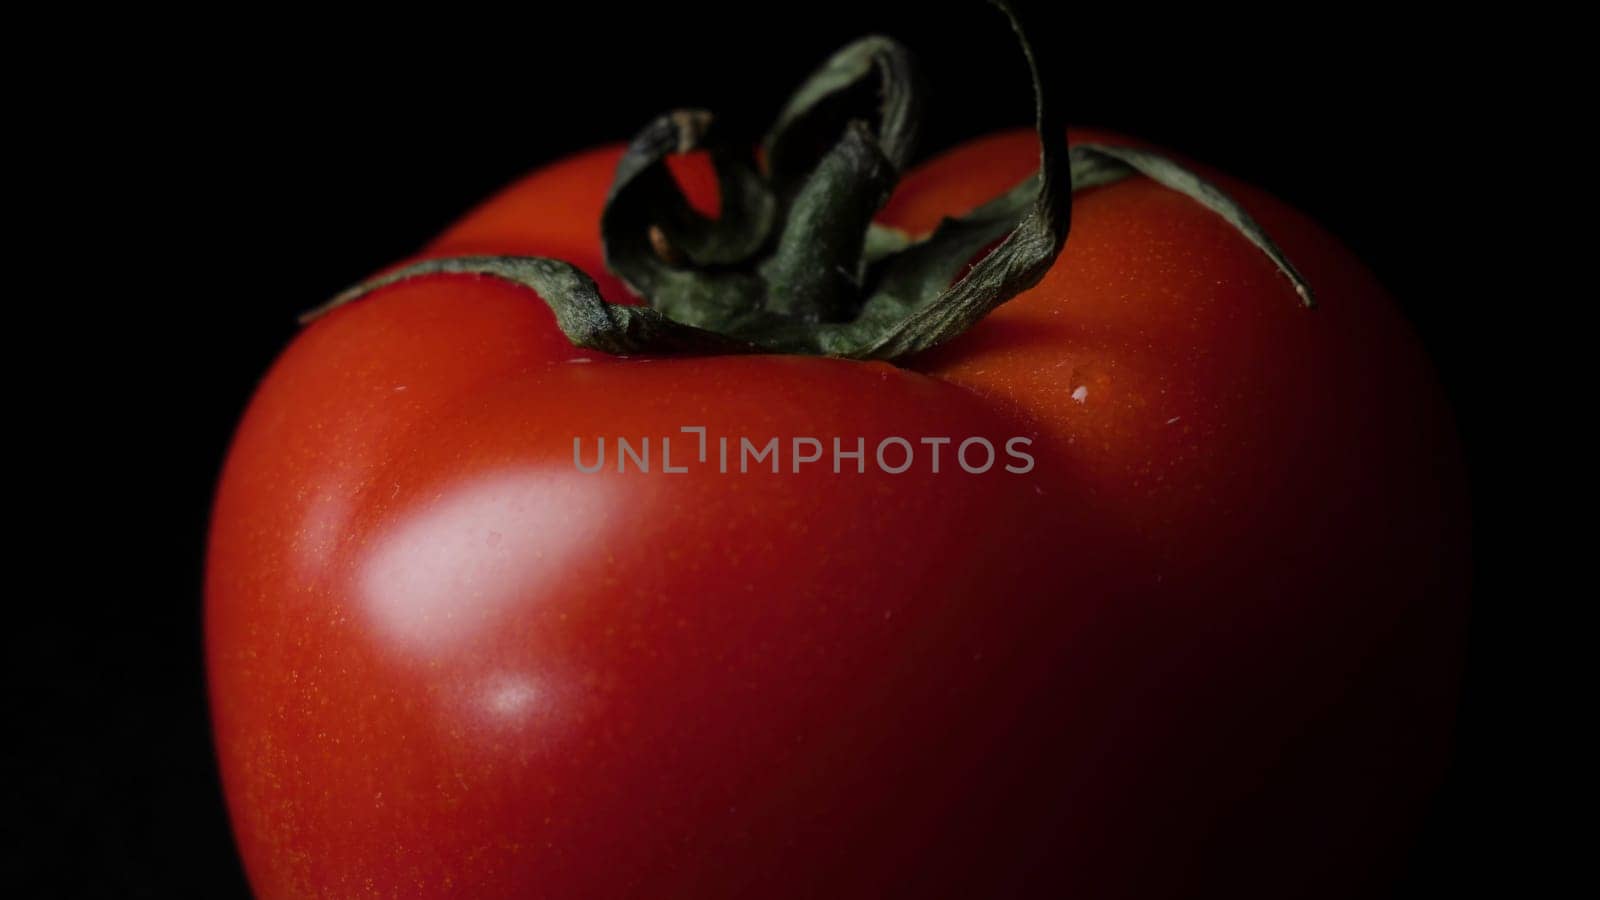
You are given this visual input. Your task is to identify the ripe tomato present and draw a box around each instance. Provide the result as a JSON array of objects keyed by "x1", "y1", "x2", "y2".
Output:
[{"x1": 207, "y1": 123, "x2": 1466, "y2": 896}]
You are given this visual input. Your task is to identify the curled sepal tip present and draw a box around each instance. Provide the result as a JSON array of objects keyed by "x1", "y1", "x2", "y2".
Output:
[{"x1": 1067, "y1": 143, "x2": 1314, "y2": 308}]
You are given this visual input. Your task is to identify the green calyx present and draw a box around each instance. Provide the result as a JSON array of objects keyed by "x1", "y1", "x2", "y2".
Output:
[{"x1": 306, "y1": 0, "x2": 1313, "y2": 359}]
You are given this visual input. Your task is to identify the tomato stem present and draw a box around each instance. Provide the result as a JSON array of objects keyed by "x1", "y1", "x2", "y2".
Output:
[
  {"x1": 757, "y1": 121, "x2": 895, "y2": 323},
  {"x1": 306, "y1": 0, "x2": 1314, "y2": 356}
]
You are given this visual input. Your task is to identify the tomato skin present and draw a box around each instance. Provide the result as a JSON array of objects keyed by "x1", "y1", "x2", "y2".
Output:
[{"x1": 208, "y1": 131, "x2": 1466, "y2": 897}]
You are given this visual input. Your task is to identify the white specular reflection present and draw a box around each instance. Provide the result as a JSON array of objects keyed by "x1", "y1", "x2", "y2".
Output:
[
  {"x1": 293, "y1": 488, "x2": 355, "y2": 579},
  {"x1": 358, "y1": 468, "x2": 615, "y2": 654},
  {"x1": 480, "y1": 672, "x2": 546, "y2": 722}
]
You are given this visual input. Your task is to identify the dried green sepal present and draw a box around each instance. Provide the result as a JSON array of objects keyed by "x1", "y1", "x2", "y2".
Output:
[{"x1": 309, "y1": 0, "x2": 1314, "y2": 358}]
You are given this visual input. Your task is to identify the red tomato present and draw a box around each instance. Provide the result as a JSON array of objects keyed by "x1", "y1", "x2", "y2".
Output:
[{"x1": 207, "y1": 129, "x2": 1467, "y2": 897}]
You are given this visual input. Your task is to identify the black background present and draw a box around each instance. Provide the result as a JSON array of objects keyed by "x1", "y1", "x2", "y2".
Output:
[{"x1": 22, "y1": 2, "x2": 1497, "y2": 895}]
